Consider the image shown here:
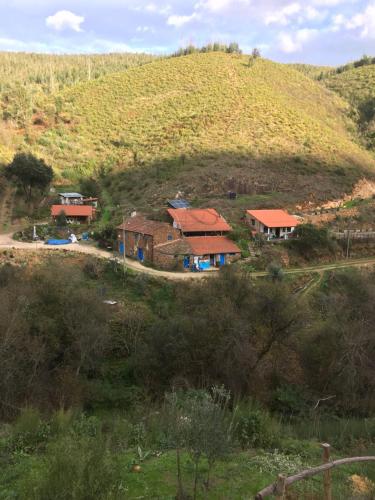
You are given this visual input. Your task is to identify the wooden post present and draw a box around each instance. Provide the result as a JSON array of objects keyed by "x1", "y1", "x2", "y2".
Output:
[
  {"x1": 321, "y1": 443, "x2": 332, "y2": 500},
  {"x1": 275, "y1": 474, "x2": 286, "y2": 500},
  {"x1": 122, "y1": 215, "x2": 126, "y2": 275}
]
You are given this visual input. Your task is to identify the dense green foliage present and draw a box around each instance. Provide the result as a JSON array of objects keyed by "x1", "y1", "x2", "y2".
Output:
[
  {"x1": 0, "y1": 253, "x2": 375, "y2": 497},
  {"x1": 5, "y1": 152, "x2": 53, "y2": 200},
  {"x1": 1, "y1": 255, "x2": 374, "y2": 416},
  {"x1": 172, "y1": 42, "x2": 242, "y2": 57}
]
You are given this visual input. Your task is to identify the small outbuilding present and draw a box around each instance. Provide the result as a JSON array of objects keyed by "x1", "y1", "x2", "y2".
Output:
[
  {"x1": 51, "y1": 204, "x2": 96, "y2": 224},
  {"x1": 58, "y1": 192, "x2": 84, "y2": 205},
  {"x1": 246, "y1": 209, "x2": 299, "y2": 240}
]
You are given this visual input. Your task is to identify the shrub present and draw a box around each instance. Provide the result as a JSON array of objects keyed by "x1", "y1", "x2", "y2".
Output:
[
  {"x1": 18, "y1": 435, "x2": 124, "y2": 500},
  {"x1": 234, "y1": 400, "x2": 281, "y2": 449},
  {"x1": 288, "y1": 223, "x2": 336, "y2": 259},
  {"x1": 271, "y1": 385, "x2": 309, "y2": 416},
  {"x1": 8, "y1": 409, "x2": 51, "y2": 454}
]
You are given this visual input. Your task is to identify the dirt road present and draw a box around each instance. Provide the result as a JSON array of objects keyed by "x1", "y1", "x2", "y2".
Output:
[
  {"x1": 0, "y1": 232, "x2": 374, "y2": 281},
  {"x1": 0, "y1": 232, "x2": 209, "y2": 280}
]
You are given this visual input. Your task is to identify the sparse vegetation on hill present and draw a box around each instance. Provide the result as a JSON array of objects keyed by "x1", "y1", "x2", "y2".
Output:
[
  {"x1": 0, "y1": 51, "x2": 156, "y2": 164},
  {"x1": 27, "y1": 52, "x2": 374, "y2": 210},
  {"x1": 325, "y1": 64, "x2": 375, "y2": 150}
]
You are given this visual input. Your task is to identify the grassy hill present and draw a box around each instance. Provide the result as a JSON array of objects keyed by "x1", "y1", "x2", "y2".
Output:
[
  {"x1": 325, "y1": 64, "x2": 375, "y2": 106},
  {"x1": 0, "y1": 51, "x2": 156, "y2": 167},
  {"x1": 325, "y1": 64, "x2": 375, "y2": 151},
  {"x1": 288, "y1": 63, "x2": 333, "y2": 78},
  {"x1": 3, "y1": 51, "x2": 375, "y2": 209},
  {"x1": 36, "y1": 52, "x2": 375, "y2": 208}
]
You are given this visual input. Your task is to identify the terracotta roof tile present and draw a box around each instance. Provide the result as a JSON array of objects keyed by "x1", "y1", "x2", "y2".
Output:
[
  {"x1": 167, "y1": 208, "x2": 231, "y2": 232},
  {"x1": 247, "y1": 209, "x2": 298, "y2": 228},
  {"x1": 117, "y1": 216, "x2": 172, "y2": 236},
  {"x1": 154, "y1": 239, "x2": 191, "y2": 255},
  {"x1": 185, "y1": 236, "x2": 240, "y2": 255},
  {"x1": 51, "y1": 205, "x2": 94, "y2": 217}
]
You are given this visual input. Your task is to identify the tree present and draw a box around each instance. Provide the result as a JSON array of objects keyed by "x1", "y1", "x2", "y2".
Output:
[
  {"x1": 6, "y1": 153, "x2": 53, "y2": 201},
  {"x1": 165, "y1": 387, "x2": 233, "y2": 499},
  {"x1": 252, "y1": 48, "x2": 261, "y2": 59},
  {"x1": 55, "y1": 209, "x2": 67, "y2": 227}
]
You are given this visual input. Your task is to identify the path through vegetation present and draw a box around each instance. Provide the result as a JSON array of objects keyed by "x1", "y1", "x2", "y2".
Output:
[
  {"x1": 0, "y1": 232, "x2": 374, "y2": 280},
  {"x1": 0, "y1": 187, "x2": 15, "y2": 232}
]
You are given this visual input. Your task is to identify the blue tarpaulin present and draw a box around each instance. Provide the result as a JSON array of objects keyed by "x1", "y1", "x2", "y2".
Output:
[{"x1": 46, "y1": 239, "x2": 72, "y2": 246}]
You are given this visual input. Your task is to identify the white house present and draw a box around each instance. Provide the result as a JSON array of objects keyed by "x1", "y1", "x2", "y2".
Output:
[{"x1": 246, "y1": 209, "x2": 299, "y2": 240}]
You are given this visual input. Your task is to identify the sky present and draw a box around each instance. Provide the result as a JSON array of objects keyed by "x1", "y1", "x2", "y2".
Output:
[{"x1": 0, "y1": 0, "x2": 374, "y2": 65}]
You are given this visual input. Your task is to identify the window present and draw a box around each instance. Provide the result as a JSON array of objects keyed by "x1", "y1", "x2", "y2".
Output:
[
  {"x1": 251, "y1": 219, "x2": 255, "y2": 226},
  {"x1": 167, "y1": 234, "x2": 173, "y2": 241},
  {"x1": 263, "y1": 226, "x2": 268, "y2": 233},
  {"x1": 286, "y1": 227, "x2": 291, "y2": 232}
]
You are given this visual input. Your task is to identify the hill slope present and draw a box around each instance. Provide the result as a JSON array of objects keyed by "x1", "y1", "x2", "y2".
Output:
[
  {"x1": 325, "y1": 64, "x2": 375, "y2": 106},
  {"x1": 325, "y1": 65, "x2": 375, "y2": 150},
  {"x1": 33, "y1": 53, "x2": 375, "y2": 206}
]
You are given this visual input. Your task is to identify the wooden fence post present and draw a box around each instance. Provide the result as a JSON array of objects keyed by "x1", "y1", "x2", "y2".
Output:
[
  {"x1": 275, "y1": 474, "x2": 286, "y2": 500},
  {"x1": 321, "y1": 443, "x2": 332, "y2": 500}
]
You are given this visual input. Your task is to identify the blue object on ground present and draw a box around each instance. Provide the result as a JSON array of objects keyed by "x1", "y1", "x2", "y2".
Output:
[
  {"x1": 199, "y1": 261, "x2": 211, "y2": 270},
  {"x1": 46, "y1": 239, "x2": 72, "y2": 245},
  {"x1": 82, "y1": 232, "x2": 89, "y2": 240}
]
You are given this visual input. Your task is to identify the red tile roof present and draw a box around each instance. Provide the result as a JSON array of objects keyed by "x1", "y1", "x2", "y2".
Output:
[
  {"x1": 51, "y1": 205, "x2": 94, "y2": 217},
  {"x1": 167, "y1": 208, "x2": 231, "y2": 232},
  {"x1": 185, "y1": 236, "x2": 240, "y2": 255},
  {"x1": 247, "y1": 209, "x2": 298, "y2": 228},
  {"x1": 117, "y1": 216, "x2": 172, "y2": 236}
]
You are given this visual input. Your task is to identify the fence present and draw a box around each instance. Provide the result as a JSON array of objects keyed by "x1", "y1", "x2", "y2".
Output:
[
  {"x1": 255, "y1": 444, "x2": 375, "y2": 499},
  {"x1": 332, "y1": 230, "x2": 375, "y2": 241}
]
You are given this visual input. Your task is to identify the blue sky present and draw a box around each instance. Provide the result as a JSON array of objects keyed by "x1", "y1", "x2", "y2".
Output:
[{"x1": 0, "y1": 0, "x2": 374, "y2": 64}]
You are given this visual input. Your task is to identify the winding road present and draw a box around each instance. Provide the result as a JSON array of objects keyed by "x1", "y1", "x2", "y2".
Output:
[{"x1": 0, "y1": 232, "x2": 374, "y2": 280}]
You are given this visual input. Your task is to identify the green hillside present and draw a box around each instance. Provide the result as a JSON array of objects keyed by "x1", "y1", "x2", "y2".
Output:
[
  {"x1": 325, "y1": 64, "x2": 375, "y2": 106},
  {"x1": 0, "y1": 51, "x2": 156, "y2": 167},
  {"x1": 8, "y1": 52, "x2": 375, "y2": 207},
  {"x1": 288, "y1": 63, "x2": 332, "y2": 78},
  {"x1": 325, "y1": 65, "x2": 375, "y2": 150}
]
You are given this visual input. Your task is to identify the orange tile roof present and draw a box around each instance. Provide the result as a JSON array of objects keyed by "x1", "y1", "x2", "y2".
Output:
[
  {"x1": 51, "y1": 205, "x2": 94, "y2": 217},
  {"x1": 185, "y1": 236, "x2": 240, "y2": 255},
  {"x1": 117, "y1": 216, "x2": 172, "y2": 236},
  {"x1": 167, "y1": 208, "x2": 231, "y2": 232},
  {"x1": 247, "y1": 209, "x2": 298, "y2": 228}
]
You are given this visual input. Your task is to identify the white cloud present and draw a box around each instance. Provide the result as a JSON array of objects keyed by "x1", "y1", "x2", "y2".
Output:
[
  {"x1": 167, "y1": 12, "x2": 200, "y2": 27},
  {"x1": 312, "y1": 0, "x2": 351, "y2": 5},
  {"x1": 196, "y1": 0, "x2": 250, "y2": 12},
  {"x1": 278, "y1": 28, "x2": 319, "y2": 52},
  {"x1": 332, "y1": 2, "x2": 375, "y2": 39},
  {"x1": 45, "y1": 10, "x2": 84, "y2": 32},
  {"x1": 143, "y1": 3, "x2": 171, "y2": 15},
  {"x1": 265, "y1": 3, "x2": 301, "y2": 25},
  {"x1": 136, "y1": 26, "x2": 154, "y2": 32}
]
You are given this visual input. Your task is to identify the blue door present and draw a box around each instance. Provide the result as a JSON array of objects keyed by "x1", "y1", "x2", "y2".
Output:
[
  {"x1": 119, "y1": 242, "x2": 125, "y2": 255},
  {"x1": 183, "y1": 256, "x2": 190, "y2": 269},
  {"x1": 137, "y1": 247, "x2": 144, "y2": 261},
  {"x1": 219, "y1": 254, "x2": 226, "y2": 266}
]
